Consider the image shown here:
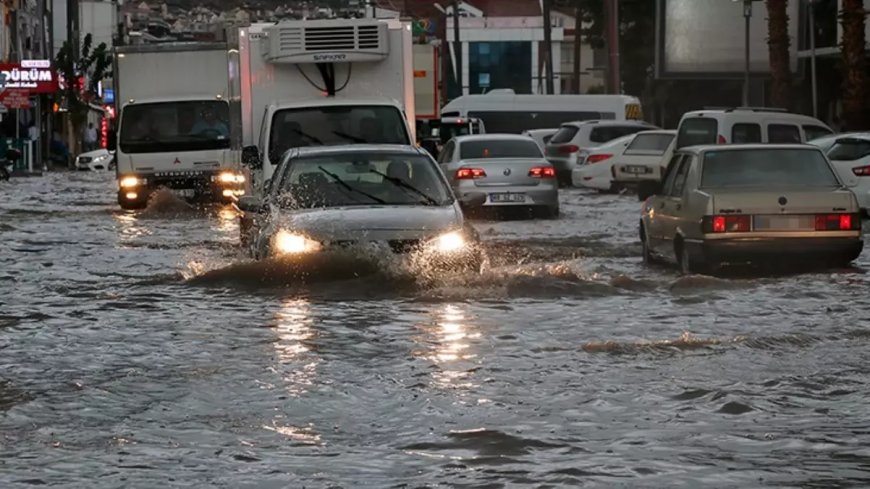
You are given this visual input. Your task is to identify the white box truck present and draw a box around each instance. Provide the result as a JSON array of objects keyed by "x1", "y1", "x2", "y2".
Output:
[
  {"x1": 112, "y1": 42, "x2": 245, "y2": 210},
  {"x1": 236, "y1": 17, "x2": 416, "y2": 197}
]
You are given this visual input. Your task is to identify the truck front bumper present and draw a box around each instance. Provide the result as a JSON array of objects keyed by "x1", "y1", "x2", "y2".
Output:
[{"x1": 117, "y1": 169, "x2": 246, "y2": 207}]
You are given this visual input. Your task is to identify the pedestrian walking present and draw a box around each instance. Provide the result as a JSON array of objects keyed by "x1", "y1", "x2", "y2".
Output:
[{"x1": 83, "y1": 122, "x2": 98, "y2": 152}]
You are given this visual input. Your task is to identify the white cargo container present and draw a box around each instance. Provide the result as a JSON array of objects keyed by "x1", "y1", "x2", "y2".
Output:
[
  {"x1": 112, "y1": 42, "x2": 244, "y2": 210},
  {"x1": 236, "y1": 18, "x2": 416, "y2": 196}
]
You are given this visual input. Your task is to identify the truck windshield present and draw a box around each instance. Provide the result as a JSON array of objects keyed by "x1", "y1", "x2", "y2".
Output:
[
  {"x1": 119, "y1": 101, "x2": 230, "y2": 154},
  {"x1": 268, "y1": 105, "x2": 410, "y2": 164}
]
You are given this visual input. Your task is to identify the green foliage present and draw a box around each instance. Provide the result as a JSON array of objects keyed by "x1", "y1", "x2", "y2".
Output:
[{"x1": 53, "y1": 33, "x2": 112, "y2": 127}]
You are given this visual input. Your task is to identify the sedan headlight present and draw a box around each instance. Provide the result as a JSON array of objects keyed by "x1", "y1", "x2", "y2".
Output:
[
  {"x1": 431, "y1": 231, "x2": 467, "y2": 253},
  {"x1": 119, "y1": 176, "x2": 141, "y2": 188},
  {"x1": 273, "y1": 230, "x2": 322, "y2": 255}
]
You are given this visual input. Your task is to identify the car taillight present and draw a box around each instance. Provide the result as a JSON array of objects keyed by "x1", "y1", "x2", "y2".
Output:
[
  {"x1": 704, "y1": 215, "x2": 751, "y2": 233},
  {"x1": 558, "y1": 144, "x2": 580, "y2": 154},
  {"x1": 586, "y1": 154, "x2": 613, "y2": 164},
  {"x1": 528, "y1": 166, "x2": 556, "y2": 178},
  {"x1": 718, "y1": 135, "x2": 727, "y2": 144},
  {"x1": 852, "y1": 165, "x2": 870, "y2": 176},
  {"x1": 456, "y1": 168, "x2": 486, "y2": 179},
  {"x1": 815, "y1": 213, "x2": 860, "y2": 231}
]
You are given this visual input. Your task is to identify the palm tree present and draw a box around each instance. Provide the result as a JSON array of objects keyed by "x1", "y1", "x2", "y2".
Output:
[
  {"x1": 766, "y1": 0, "x2": 791, "y2": 109},
  {"x1": 841, "y1": 0, "x2": 868, "y2": 130}
]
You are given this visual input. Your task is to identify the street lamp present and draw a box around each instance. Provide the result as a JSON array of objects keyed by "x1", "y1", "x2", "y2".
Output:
[
  {"x1": 807, "y1": 0, "x2": 818, "y2": 118},
  {"x1": 734, "y1": 0, "x2": 758, "y2": 107}
]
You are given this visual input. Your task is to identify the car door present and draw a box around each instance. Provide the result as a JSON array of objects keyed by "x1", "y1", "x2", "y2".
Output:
[
  {"x1": 646, "y1": 153, "x2": 685, "y2": 254},
  {"x1": 658, "y1": 155, "x2": 693, "y2": 260}
]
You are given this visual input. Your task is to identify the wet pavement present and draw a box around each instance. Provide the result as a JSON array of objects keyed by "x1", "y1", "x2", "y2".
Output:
[{"x1": 2, "y1": 171, "x2": 870, "y2": 488}]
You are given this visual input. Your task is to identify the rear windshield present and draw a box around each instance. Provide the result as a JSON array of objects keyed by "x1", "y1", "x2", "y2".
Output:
[
  {"x1": 460, "y1": 139, "x2": 543, "y2": 159},
  {"x1": 625, "y1": 133, "x2": 674, "y2": 154},
  {"x1": 701, "y1": 148, "x2": 840, "y2": 188},
  {"x1": 549, "y1": 125, "x2": 579, "y2": 144},
  {"x1": 676, "y1": 117, "x2": 717, "y2": 149},
  {"x1": 828, "y1": 139, "x2": 870, "y2": 161}
]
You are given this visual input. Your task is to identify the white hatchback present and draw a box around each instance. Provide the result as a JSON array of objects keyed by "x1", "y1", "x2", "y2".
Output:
[{"x1": 824, "y1": 133, "x2": 870, "y2": 215}]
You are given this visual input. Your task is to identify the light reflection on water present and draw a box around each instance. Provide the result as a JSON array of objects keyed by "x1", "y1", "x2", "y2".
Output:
[
  {"x1": 272, "y1": 299, "x2": 319, "y2": 398},
  {"x1": 417, "y1": 304, "x2": 481, "y2": 391}
]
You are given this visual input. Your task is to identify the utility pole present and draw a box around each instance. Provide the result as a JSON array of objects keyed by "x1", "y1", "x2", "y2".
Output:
[
  {"x1": 572, "y1": 2, "x2": 582, "y2": 94},
  {"x1": 452, "y1": 0, "x2": 462, "y2": 95},
  {"x1": 542, "y1": 0, "x2": 554, "y2": 94},
  {"x1": 807, "y1": 0, "x2": 818, "y2": 118},
  {"x1": 605, "y1": 0, "x2": 620, "y2": 94}
]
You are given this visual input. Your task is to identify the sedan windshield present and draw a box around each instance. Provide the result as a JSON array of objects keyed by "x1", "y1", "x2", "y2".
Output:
[
  {"x1": 701, "y1": 148, "x2": 840, "y2": 188},
  {"x1": 272, "y1": 153, "x2": 452, "y2": 208}
]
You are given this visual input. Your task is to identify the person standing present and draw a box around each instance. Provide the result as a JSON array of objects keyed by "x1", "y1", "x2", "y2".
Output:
[{"x1": 83, "y1": 122, "x2": 98, "y2": 152}]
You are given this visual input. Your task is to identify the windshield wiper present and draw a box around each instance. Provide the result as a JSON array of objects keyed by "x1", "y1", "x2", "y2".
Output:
[
  {"x1": 332, "y1": 130, "x2": 367, "y2": 143},
  {"x1": 317, "y1": 166, "x2": 387, "y2": 204},
  {"x1": 370, "y1": 169, "x2": 440, "y2": 206},
  {"x1": 292, "y1": 128, "x2": 323, "y2": 145}
]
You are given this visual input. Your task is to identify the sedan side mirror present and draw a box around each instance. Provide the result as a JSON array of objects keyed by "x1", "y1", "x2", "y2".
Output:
[
  {"x1": 237, "y1": 195, "x2": 264, "y2": 213},
  {"x1": 637, "y1": 181, "x2": 661, "y2": 202},
  {"x1": 459, "y1": 192, "x2": 487, "y2": 207},
  {"x1": 242, "y1": 145, "x2": 262, "y2": 169}
]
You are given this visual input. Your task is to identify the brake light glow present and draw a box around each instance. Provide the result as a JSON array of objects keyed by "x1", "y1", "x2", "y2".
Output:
[
  {"x1": 528, "y1": 166, "x2": 556, "y2": 178},
  {"x1": 706, "y1": 215, "x2": 751, "y2": 233},
  {"x1": 815, "y1": 213, "x2": 858, "y2": 231},
  {"x1": 456, "y1": 168, "x2": 487, "y2": 179},
  {"x1": 852, "y1": 165, "x2": 870, "y2": 176},
  {"x1": 587, "y1": 154, "x2": 613, "y2": 164}
]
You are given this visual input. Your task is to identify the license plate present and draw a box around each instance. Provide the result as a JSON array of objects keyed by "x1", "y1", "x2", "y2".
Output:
[
  {"x1": 623, "y1": 165, "x2": 651, "y2": 174},
  {"x1": 172, "y1": 188, "x2": 195, "y2": 198},
  {"x1": 754, "y1": 215, "x2": 814, "y2": 230},
  {"x1": 489, "y1": 193, "x2": 526, "y2": 203}
]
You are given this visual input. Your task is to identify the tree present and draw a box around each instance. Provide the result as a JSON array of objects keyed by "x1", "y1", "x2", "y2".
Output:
[
  {"x1": 766, "y1": 0, "x2": 791, "y2": 109},
  {"x1": 554, "y1": 0, "x2": 604, "y2": 94},
  {"x1": 53, "y1": 33, "x2": 112, "y2": 157},
  {"x1": 840, "y1": 0, "x2": 868, "y2": 130}
]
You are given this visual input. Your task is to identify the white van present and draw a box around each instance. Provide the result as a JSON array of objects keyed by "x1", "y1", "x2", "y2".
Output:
[
  {"x1": 674, "y1": 107, "x2": 833, "y2": 149},
  {"x1": 440, "y1": 93, "x2": 644, "y2": 134}
]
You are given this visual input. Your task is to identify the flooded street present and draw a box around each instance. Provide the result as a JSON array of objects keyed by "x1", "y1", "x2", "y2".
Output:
[{"x1": 3, "y1": 172, "x2": 870, "y2": 488}]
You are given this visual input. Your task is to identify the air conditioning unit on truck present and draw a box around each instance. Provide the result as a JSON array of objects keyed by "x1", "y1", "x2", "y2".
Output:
[
  {"x1": 236, "y1": 18, "x2": 416, "y2": 199},
  {"x1": 112, "y1": 42, "x2": 245, "y2": 210}
]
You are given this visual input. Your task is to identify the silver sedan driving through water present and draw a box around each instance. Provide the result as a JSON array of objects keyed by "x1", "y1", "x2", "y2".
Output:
[{"x1": 238, "y1": 145, "x2": 486, "y2": 272}]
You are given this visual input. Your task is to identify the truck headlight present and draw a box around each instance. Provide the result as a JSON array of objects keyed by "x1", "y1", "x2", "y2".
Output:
[
  {"x1": 218, "y1": 171, "x2": 245, "y2": 184},
  {"x1": 273, "y1": 230, "x2": 322, "y2": 255},
  {"x1": 431, "y1": 231, "x2": 466, "y2": 253},
  {"x1": 119, "y1": 176, "x2": 141, "y2": 188}
]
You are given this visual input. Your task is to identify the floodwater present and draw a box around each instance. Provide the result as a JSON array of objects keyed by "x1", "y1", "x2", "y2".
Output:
[{"x1": 2, "y1": 172, "x2": 870, "y2": 488}]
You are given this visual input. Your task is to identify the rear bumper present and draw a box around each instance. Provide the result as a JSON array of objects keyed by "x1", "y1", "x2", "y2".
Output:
[
  {"x1": 456, "y1": 185, "x2": 558, "y2": 208},
  {"x1": 686, "y1": 237, "x2": 864, "y2": 264}
]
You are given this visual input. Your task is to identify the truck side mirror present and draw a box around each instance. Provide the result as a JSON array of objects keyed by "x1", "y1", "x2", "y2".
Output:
[
  {"x1": 242, "y1": 145, "x2": 261, "y2": 168},
  {"x1": 237, "y1": 195, "x2": 264, "y2": 213}
]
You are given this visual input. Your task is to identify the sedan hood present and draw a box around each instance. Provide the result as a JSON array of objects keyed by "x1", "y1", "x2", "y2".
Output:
[{"x1": 268, "y1": 205, "x2": 464, "y2": 241}]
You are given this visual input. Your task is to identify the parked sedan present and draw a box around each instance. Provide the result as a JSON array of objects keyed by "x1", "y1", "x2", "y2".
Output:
[
  {"x1": 638, "y1": 144, "x2": 864, "y2": 274},
  {"x1": 610, "y1": 129, "x2": 676, "y2": 189},
  {"x1": 237, "y1": 145, "x2": 485, "y2": 272},
  {"x1": 75, "y1": 149, "x2": 115, "y2": 171},
  {"x1": 438, "y1": 134, "x2": 559, "y2": 218},
  {"x1": 571, "y1": 134, "x2": 637, "y2": 192}
]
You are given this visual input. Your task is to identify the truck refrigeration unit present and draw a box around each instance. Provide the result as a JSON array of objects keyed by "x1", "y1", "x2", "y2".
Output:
[
  {"x1": 112, "y1": 42, "x2": 245, "y2": 210},
  {"x1": 236, "y1": 17, "x2": 415, "y2": 198}
]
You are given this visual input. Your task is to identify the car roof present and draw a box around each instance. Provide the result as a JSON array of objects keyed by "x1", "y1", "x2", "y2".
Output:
[
  {"x1": 563, "y1": 120, "x2": 654, "y2": 129},
  {"x1": 284, "y1": 144, "x2": 426, "y2": 159},
  {"x1": 678, "y1": 143, "x2": 822, "y2": 154},
  {"x1": 829, "y1": 132, "x2": 870, "y2": 142},
  {"x1": 680, "y1": 108, "x2": 829, "y2": 125},
  {"x1": 453, "y1": 134, "x2": 535, "y2": 143}
]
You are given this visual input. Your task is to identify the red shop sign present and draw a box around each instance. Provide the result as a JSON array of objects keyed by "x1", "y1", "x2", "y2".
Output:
[{"x1": 0, "y1": 60, "x2": 59, "y2": 94}]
